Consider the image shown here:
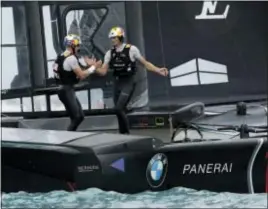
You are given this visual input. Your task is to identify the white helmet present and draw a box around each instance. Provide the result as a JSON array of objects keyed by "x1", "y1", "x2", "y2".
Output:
[
  {"x1": 64, "y1": 34, "x2": 81, "y2": 48},
  {"x1": 108, "y1": 26, "x2": 125, "y2": 38}
]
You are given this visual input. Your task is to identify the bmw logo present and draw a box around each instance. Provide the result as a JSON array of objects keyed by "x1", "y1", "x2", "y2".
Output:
[{"x1": 146, "y1": 153, "x2": 168, "y2": 188}]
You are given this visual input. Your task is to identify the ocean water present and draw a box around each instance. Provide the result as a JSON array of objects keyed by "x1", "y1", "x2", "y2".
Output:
[{"x1": 2, "y1": 187, "x2": 267, "y2": 208}]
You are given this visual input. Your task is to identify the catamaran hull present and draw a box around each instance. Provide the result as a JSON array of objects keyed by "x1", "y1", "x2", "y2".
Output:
[{"x1": 2, "y1": 128, "x2": 267, "y2": 194}]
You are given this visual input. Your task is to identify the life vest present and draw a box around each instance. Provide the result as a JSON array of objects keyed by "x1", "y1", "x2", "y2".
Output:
[
  {"x1": 53, "y1": 51, "x2": 79, "y2": 85},
  {"x1": 109, "y1": 44, "x2": 136, "y2": 77}
]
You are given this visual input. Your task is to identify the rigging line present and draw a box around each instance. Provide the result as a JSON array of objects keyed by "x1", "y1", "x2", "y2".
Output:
[
  {"x1": 221, "y1": 4, "x2": 265, "y2": 110},
  {"x1": 156, "y1": 1, "x2": 166, "y2": 67},
  {"x1": 156, "y1": 1, "x2": 173, "y2": 138},
  {"x1": 222, "y1": 15, "x2": 252, "y2": 126}
]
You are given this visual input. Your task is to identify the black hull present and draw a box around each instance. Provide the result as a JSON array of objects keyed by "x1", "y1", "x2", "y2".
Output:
[{"x1": 2, "y1": 128, "x2": 268, "y2": 194}]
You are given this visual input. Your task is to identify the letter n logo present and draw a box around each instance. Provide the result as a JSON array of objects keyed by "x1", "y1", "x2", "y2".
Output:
[{"x1": 195, "y1": 1, "x2": 230, "y2": 20}]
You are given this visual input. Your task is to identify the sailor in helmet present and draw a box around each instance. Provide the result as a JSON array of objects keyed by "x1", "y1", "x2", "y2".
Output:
[
  {"x1": 85, "y1": 27, "x2": 168, "y2": 134},
  {"x1": 53, "y1": 34, "x2": 102, "y2": 131}
]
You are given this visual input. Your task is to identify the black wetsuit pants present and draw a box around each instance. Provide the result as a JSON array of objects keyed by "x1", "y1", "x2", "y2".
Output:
[
  {"x1": 113, "y1": 76, "x2": 136, "y2": 134},
  {"x1": 58, "y1": 85, "x2": 84, "y2": 131}
]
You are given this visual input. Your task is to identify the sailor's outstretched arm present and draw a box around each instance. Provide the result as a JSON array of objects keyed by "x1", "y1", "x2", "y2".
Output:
[{"x1": 132, "y1": 46, "x2": 168, "y2": 76}]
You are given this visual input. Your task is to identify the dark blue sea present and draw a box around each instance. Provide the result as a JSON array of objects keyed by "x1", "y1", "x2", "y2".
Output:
[{"x1": 2, "y1": 187, "x2": 267, "y2": 208}]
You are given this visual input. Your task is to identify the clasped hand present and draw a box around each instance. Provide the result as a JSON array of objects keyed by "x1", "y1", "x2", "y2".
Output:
[{"x1": 84, "y1": 56, "x2": 102, "y2": 69}]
